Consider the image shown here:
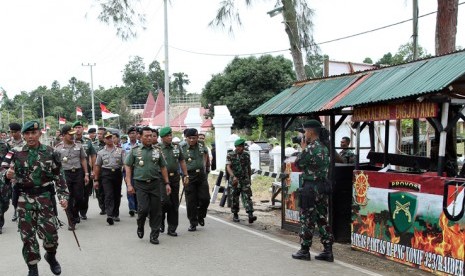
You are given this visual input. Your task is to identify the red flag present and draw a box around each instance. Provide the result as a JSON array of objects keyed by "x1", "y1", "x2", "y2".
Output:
[
  {"x1": 59, "y1": 117, "x2": 66, "y2": 124},
  {"x1": 76, "y1": 107, "x2": 83, "y2": 117},
  {"x1": 100, "y1": 103, "x2": 119, "y2": 119}
]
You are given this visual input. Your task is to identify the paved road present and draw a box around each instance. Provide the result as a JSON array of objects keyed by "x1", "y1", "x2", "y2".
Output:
[{"x1": 0, "y1": 195, "x2": 382, "y2": 276}]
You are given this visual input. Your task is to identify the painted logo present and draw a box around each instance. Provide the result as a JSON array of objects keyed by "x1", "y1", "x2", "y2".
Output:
[
  {"x1": 353, "y1": 171, "x2": 370, "y2": 206},
  {"x1": 443, "y1": 181, "x2": 465, "y2": 221},
  {"x1": 388, "y1": 192, "x2": 418, "y2": 234}
]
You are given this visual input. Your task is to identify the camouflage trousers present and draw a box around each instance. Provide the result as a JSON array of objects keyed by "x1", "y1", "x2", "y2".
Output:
[
  {"x1": 299, "y1": 188, "x2": 334, "y2": 247},
  {"x1": 0, "y1": 174, "x2": 11, "y2": 228},
  {"x1": 17, "y1": 192, "x2": 59, "y2": 265},
  {"x1": 229, "y1": 179, "x2": 254, "y2": 214}
]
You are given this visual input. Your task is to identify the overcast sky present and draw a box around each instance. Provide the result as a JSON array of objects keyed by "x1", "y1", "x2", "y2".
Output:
[{"x1": 0, "y1": 0, "x2": 464, "y2": 99}]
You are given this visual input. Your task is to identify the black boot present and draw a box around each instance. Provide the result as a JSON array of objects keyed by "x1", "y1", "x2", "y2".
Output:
[
  {"x1": 248, "y1": 212, "x2": 257, "y2": 224},
  {"x1": 292, "y1": 245, "x2": 311, "y2": 261},
  {"x1": 27, "y1": 264, "x2": 39, "y2": 276},
  {"x1": 44, "y1": 252, "x2": 62, "y2": 275},
  {"x1": 315, "y1": 243, "x2": 334, "y2": 262},
  {"x1": 160, "y1": 221, "x2": 165, "y2": 233},
  {"x1": 137, "y1": 218, "x2": 145, "y2": 239},
  {"x1": 233, "y1": 213, "x2": 240, "y2": 222}
]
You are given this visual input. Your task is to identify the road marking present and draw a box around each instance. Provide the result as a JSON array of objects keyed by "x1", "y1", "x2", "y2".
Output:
[{"x1": 180, "y1": 205, "x2": 383, "y2": 276}]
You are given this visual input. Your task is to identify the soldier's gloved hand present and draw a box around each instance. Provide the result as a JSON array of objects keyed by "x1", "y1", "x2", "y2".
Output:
[{"x1": 183, "y1": 176, "x2": 189, "y2": 186}]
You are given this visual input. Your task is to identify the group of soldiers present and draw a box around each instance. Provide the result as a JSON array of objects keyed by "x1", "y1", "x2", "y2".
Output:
[{"x1": 0, "y1": 118, "x2": 335, "y2": 276}]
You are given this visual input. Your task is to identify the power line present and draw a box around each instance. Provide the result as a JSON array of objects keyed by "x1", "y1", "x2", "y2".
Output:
[{"x1": 169, "y1": 2, "x2": 464, "y2": 57}]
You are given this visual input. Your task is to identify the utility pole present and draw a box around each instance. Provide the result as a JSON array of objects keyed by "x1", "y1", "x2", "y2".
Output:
[
  {"x1": 164, "y1": 0, "x2": 170, "y2": 127},
  {"x1": 82, "y1": 63, "x2": 96, "y2": 126},
  {"x1": 412, "y1": 0, "x2": 420, "y2": 156}
]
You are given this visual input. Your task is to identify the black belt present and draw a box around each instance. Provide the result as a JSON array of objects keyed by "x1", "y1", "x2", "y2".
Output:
[
  {"x1": 64, "y1": 168, "x2": 82, "y2": 173},
  {"x1": 135, "y1": 179, "x2": 157, "y2": 183},
  {"x1": 102, "y1": 168, "x2": 121, "y2": 172},
  {"x1": 188, "y1": 169, "x2": 201, "y2": 174},
  {"x1": 169, "y1": 172, "x2": 180, "y2": 177}
]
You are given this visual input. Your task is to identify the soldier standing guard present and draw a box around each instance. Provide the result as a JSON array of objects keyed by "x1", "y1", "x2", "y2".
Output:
[
  {"x1": 159, "y1": 127, "x2": 189, "y2": 236},
  {"x1": 226, "y1": 138, "x2": 257, "y2": 223},
  {"x1": 181, "y1": 128, "x2": 211, "y2": 232},
  {"x1": 94, "y1": 131, "x2": 124, "y2": 225},
  {"x1": 5, "y1": 121, "x2": 69, "y2": 276},
  {"x1": 73, "y1": 121, "x2": 96, "y2": 220},
  {"x1": 292, "y1": 120, "x2": 334, "y2": 262},
  {"x1": 124, "y1": 126, "x2": 171, "y2": 244},
  {"x1": 54, "y1": 125, "x2": 89, "y2": 230}
]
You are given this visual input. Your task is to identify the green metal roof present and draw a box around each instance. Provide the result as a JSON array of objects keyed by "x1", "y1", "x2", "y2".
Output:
[{"x1": 251, "y1": 50, "x2": 465, "y2": 116}]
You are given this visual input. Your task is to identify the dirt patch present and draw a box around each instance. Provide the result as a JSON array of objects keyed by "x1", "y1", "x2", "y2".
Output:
[{"x1": 206, "y1": 174, "x2": 431, "y2": 276}]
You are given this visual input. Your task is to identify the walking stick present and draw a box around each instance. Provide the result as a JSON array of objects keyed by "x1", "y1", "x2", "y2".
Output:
[{"x1": 64, "y1": 210, "x2": 82, "y2": 251}]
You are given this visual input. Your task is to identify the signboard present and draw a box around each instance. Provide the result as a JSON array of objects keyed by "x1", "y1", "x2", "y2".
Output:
[
  {"x1": 351, "y1": 170, "x2": 465, "y2": 275},
  {"x1": 352, "y1": 102, "x2": 438, "y2": 122},
  {"x1": 284, "y1": 160, "x2": 302, "y2": 224}
]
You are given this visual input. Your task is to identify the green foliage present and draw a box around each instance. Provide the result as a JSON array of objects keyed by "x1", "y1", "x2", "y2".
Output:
[
  {"x1": 376, "y1": 42, "x2": 431, "y2": 66},
  {"x1": 250, "y1": 116, "x2": 264, "y2": 141},
  {"x1": 305, "y1": 53, "x2": 328, "y2": 78},
  {"x1": 363, "y1": 57, "x2": 373, "y2": 64},
  {"x1": 201, "y1": 55, "x2": 295, "y2": 130}
]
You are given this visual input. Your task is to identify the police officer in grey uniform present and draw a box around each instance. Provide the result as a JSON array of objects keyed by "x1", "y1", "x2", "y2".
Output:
[
  {"x1": 54, "y1": 125, "x2": 89, "y2": 230},
  {"x1": 93, "y1": 131, "x2": 124, "y2": 225}
]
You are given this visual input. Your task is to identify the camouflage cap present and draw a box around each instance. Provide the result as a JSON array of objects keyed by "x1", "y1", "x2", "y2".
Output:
[
  {"x1": 21, "y1": 120, "x2": 40, "y2": 133},
  {"x1": 159, "y1": 127, "x2": 172, "y2": 137}
]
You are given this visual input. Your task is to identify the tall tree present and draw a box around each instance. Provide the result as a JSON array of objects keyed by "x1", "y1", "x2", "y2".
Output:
[
  {"x1": 171, "y1": 72, "x2": 190, "y2": 97},
  {"x1": 436, "y1": 0, "x2": 458, "y2": 55},
  {"x1": 209, "y1": 0, "x2": 316, "y2": 81},
  {"x1": 122, "y1": 56, "x2": 153, "y2": 104},
  {"x1": 97, "y1": 0, "x2": 146, "y2": 40}
]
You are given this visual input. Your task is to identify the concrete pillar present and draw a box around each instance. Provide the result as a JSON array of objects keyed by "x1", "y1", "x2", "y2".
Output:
[
  {"x1": 270, "y1": 146, "x2": 282, "y2": 174},
  {"x1": 248, "y1": 143, "x2": 261, "y2": 170},
  {"x1": 184, "y1": 108, "x2": 202, "y2": 132},
  {"x1": 211, "y1": 106, "x2": 234, "y2": 171}
]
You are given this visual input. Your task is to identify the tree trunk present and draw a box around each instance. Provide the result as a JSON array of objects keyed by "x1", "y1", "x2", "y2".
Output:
[
  {"x1": 282, "y1": 0, "x2": 307, "y2": 81},
  {"x1": 435, "y1": 0, "x2": 458, "y2": 55},
  {"x1": 435, "y1": 0, "x2": 459, "y2": 176}
]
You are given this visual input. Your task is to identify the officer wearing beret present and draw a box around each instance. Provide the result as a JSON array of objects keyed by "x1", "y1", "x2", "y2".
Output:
[
  {"x1": 292, "y1": 119, "x2": 334, "y2": 262},
  {"x1": 6, "y1": 120, "x2": 69, "y2": 276},
  {"x1": 226, "y1": 138, "x2": 257, "y2": 223},
  {"x1": 5, "y1": 122, "x2": 25, "y2": 223},
  {"x1": 69, "y1": 121, "x2": 96, "y2": 220},
  {"x1": 94, "y1": 131, "x2": 125, "y2": 225},
  {"x1": 159, "y1": 127, "x2": 189, "y2": 236},
  {"x1": 181, "y1": 128, "x2": 211, "y2": 232},
  {"x1": 124, "y1": 126, "x2": 171, "y2": 244},
  {"x1": 54, "y1": 125, "x2": 89, "y2": 230},
  {"x1": 122, "y1": 126, "x2": 139, "y2": 217}
]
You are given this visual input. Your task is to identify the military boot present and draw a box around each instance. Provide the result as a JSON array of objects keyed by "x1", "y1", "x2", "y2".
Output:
[
  {"x1": 27, "y1": 264, "x2": 39, "y2": 276},
  {"x1": 315, "y1": 243, "x2": 334, "y2": 262},
  {"x1": 292, "y1": 245, "x2": 311, "y2": 261},
  {"x1": 233, "y1": 213, "x2": 240, "y2": 222},
  {"x1": 137, "y1": 218, "x2": 145, "y2": 239},
  {"x1": 44, "y1": 252, "x2": 62, "y2": 275},
  {"x1": 247, "y1": 212, "x2": 257, "y2": 223}
]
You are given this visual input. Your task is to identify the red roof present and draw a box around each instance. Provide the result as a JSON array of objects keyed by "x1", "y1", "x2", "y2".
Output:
[{"x1": 142, "y1": 90, "x2": 165, "y2": 119}]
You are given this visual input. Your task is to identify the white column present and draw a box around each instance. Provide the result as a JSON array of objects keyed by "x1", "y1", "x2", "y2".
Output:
[
  {"x1": 211, "y1": 106, "x2": 234, "y2": 171},
  {"x1": 248, "y1": 143, "x2": 261, "y2": 170},
  {"x1": 184, "y1": 108, "x2": 202, "y2": 132},
  {"x1": 270, "y1": 146, "x2": 282, "y2": 174}
]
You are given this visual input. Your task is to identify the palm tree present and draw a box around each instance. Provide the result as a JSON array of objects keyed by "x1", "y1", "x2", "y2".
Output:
[{"x1": 209, "y1": 0, "x2": 316, "y2": 81}]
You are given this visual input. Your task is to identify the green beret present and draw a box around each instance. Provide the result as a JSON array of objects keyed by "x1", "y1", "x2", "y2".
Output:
[
  {"x1": 234, "y1": 138, "x2": 246, "y2": 146},
  {"x1": 22, "y1": 120, "x2": 40, "y2": 133},
  {"x1": 72, "y1": 121, "x2": 82, "y2": 128},
  {"x1": 159, "y1": 127, "x2": 172, "y2": 137},
  {"x1": 302, "y1": 119, "x2": 322, "y2": 129}
]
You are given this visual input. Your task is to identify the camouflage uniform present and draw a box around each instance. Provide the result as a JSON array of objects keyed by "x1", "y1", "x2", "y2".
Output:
[
  {"x1": 0, "y1": 170, "x2": 10, "y2": 233},
  {"x1": 339, "y1": 148, "x2": 355, "y2": 163},
  {"x1": 296, "y1": 139, "x2": 333, "y2": 248},
  {"x1": 5, "y1": 138, "x2": 25, "y2": 222},
  {"x1": 9, "y1": 143, "x2": 69, "y2": 265},
  {"x1": 226, "y1": 149, "x2": 254, "y2": 214}
]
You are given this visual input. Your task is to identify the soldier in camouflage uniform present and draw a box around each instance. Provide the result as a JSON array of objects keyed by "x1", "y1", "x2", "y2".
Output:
[
  {"x1": 6, "y1": 122, "x2": 25, "y2": 222},
  {"x1": 0, "y1": 132, "x2": 11, "y2": 233},
  {"x1": 5, "y1": 121, "x2": 69, "y2": 276},
  {"x1": 338, "y1": 136, "x2": 355, "y2": 163},
  {"x1": 226, "y1": 138, "x2": 257, "y2": 223},
  {"x1": 292, "y1": 120, "x2": 334, "y2": 262}
]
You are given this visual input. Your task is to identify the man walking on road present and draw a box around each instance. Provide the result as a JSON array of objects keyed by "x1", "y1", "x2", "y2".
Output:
[
  {"x1": 5, "y1": 120, "x2": 69, "y2": 276},
  {"x1": 159, "y1": 127, "x2": 189, "y2": 237},
  {"x1": 292, "y1": 120, "x2": 334, "y2": 262},
  {"x1": 226, "y1": 138, "x2": 257, "y2": 224},
  {"x1": 54, "y1": 125, "x2": 89, "y2": 230},
  {"x1": 5, "y1": 122, "x2": 24, "y2": 222},
  {"x1": 94, "y1": 131, "x2": 124, "y2": 225},
  {"x1": 124, "y1": 126, "x2": 171, "y2": 244},
  {"x1": 94, "y1": 127, "x2": 107, "y2": 215},
  {"x1": 181, "y1": 128, "x2": 210, "y2": 232},
  {"x1": 122, "y1": 126, "x2": 139, "y2": 217}
]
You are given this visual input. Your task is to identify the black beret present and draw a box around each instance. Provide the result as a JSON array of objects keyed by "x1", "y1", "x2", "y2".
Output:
[
  {"x1": 61, "y1": 125, "x2": 76, "y2": 135},
  {"x1": 9, "y1": 123, "x2": 21, "y2": 131},
  {"x1": 127, "y1": 126, "x2": 137, "y2": 134},
  {"x1": 88, "y1": 128, "x2": 96, "y2": 133},
  {"x1": 184, "y1": 128, "x2": 198, "y2": 137}
]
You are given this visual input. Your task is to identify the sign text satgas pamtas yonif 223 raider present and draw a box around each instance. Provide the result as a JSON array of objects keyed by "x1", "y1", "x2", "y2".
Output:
[
  {"x1": 351, "y1": 170, "x2": 464, "y2": 276},
  {"x1": 352, "y1": 102, "x2": 438, "y2": 122}
]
